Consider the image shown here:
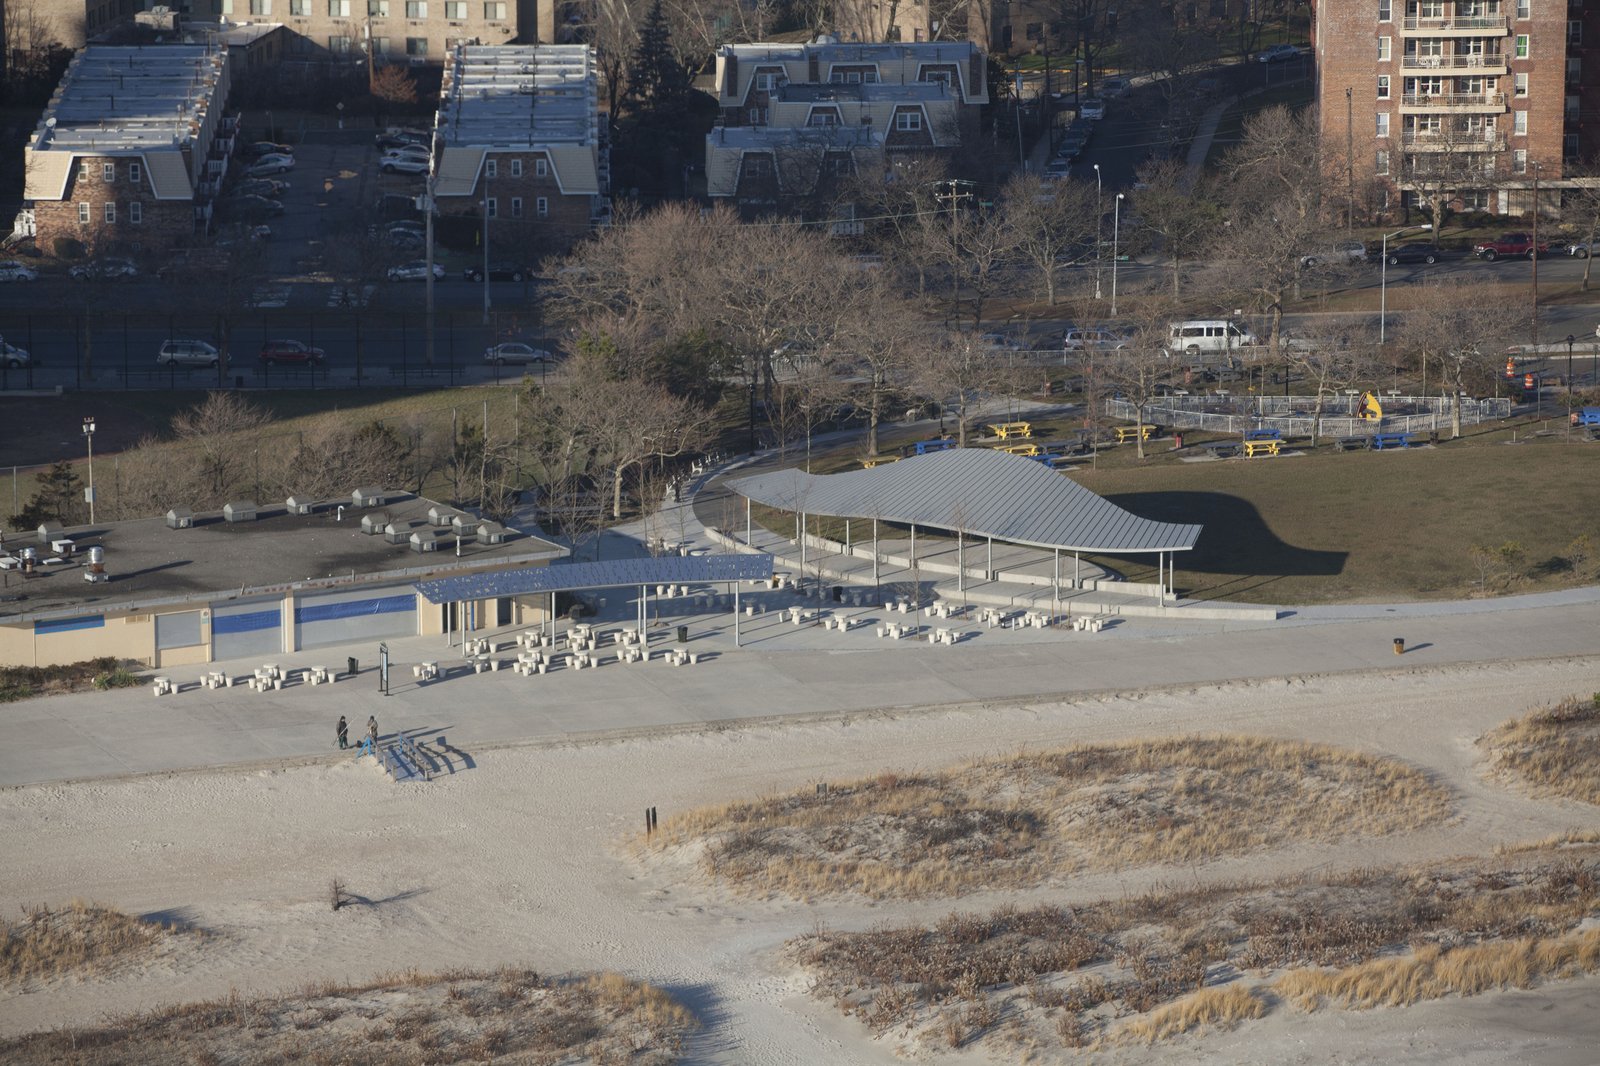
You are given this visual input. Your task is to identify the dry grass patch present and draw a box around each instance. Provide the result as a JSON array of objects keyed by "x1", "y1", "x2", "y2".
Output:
[
  {"x1": 1, "y1": 902, "x2": 190, "y2": 984},
  {"x1": 791, "y1": 840, "x2": 1600, "y2": 1055},
  {"x1": 0, "y1": 967, "x2": 697, "y2": 1066},
  {"x1": 1481, "y1": 695, "x2": 1600, "y2": 805},
  {"x1": 647, "y1": 735, "x2": 1451, "y2": 899}
]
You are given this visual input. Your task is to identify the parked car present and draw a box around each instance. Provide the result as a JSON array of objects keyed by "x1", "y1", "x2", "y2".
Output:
[
  {"x1": 235, "y1": 178, "x2": 288, "y2": 198},
  {"x1": 1078, "y1": 97, "x2": 1107, "y2": 120},
  {"x1": 1044, "y1": 159, "x2": 1073, "y2": 180},
  {"x1": 1099, "y1": 76, "x2": 1130, "y2": 98},
  {"x1": 375, "y1": 127, "x2": 429, "y2": 151},
  {"x1": 157, "y1": 339, "x2": 219, "y2": 368},
  {"x1": 69, "y1": 256, "x2": 140, "y2": 280},
  {"x1": 241, "y1": 141, "x2": 293, "y2": 160},
  {"x1": 0, "y1": 337, "x2": 32, "y2": 368},
  {"x1": 380, "y1": 154, "x2": 429, "y2": 175},
  {"x1": 220, "y1": 194, "x2": 285, "y2": 219},
  {"x1": 1473, "y1": 233, "x2": 1548, "y2": 260},
  {"x1": 245, "y1": 154, "x2": 294, "y2": 176},
  {"x1": 1063, "y1": 327, "x2": 1131, "y2": 351},
  {"x1": 1060, "y1": 128, "x2": 1092, "y2": 154},
  {"x1": 979, "y1": 331, "x2": 1028, "y2": 351},
  {"x1": 484, "y1": 342, "x2": 550, "y2": 365},
  {"x1": 0, "y1": 259, "x2": 39, "y2": 282},
  {"x1": 1383, "y1": 243, "x2": 1442, "y2": 265},
  {"x1": 259, "y1": 339, "x2": 325, "y2": 366},
  {"x1": 464, "y1": 261, "x2": 528, "y2": 282},
  {"x1": 1300, "y1": 240, "x2": 1369, "y2": 268},
  {"x1": 1258, "y1": 43, "x2": 1302, "y2": 63},
  {"x1": 387, "y1": 260, "x2": 445, "y2": 281},
  {"x1": 383, "y1": 144, "x2": 431, "y2": 163},
  {"x1": 1568, "y1": 240, "x2": 1600, "y2": 258}
]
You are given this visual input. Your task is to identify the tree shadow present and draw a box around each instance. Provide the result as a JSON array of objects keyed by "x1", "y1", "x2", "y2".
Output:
[
  {"x1": 138, "y1": 906, "x2": 208, "y2": 934},
  {"x1": 338, "y1": 886, "x2": 427, "y2": 909}
]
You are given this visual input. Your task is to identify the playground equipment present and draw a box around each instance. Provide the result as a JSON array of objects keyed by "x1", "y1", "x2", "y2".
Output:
[{"x1": 1358, "y1": 392, "x2": 1383, "y2": 421}]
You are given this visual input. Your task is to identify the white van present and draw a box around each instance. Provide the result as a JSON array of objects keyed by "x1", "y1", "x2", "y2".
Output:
[{"x1": 1165, "y1": 320, "x2": 1262, "y2": 361}]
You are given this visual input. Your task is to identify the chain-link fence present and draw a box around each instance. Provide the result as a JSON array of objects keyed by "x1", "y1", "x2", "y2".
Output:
[{"x1": 1105, "y1": 394, "x2": 1512, "y2": 438}]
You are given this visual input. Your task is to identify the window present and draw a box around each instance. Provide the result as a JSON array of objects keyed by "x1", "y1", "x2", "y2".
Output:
[
  {"x1": 369, "y1": 0, "x2": 388, "y2": 13},
  {"x1": 894, "y1": 110, "x2": 923, "y2": 131},
  {"x1": 1376, "y1": 149, "x2": 1390, "y2": 175},
  {"x1": 1377, "y1": 75, "x2": 1390, "y2": 99},
  {"x1": 485, "y1": 158, "x2": 497, "y2": 179},
  {"x1": 1569, "y1": 58, "x2": 1582, "y2": 84},
  {"x1": 78, "y1": 161, "x2": 91, "y2": 182},
  {"x1": 78, "y1": 203, "x2": 90, "y2": 224},
  {"x1": 1376, "y1": 112, "x2": 1391, "y2": 136},
  {"x1": 405, "y1": 0, "x2": 426, "y2": 15},
  {"x1": 406, "y1": 36, "x2": 428, "y2": 54},
  {"x1": 483, "y1": 0, "x2": 506, "y2": 16},
  {"x1": 329, "y1": 35, "x2": 352, "y2": 52},
  {"x1": 920, "y1": 68, "x2": 952, "y2": 86},
  {"x1": 535, "y1": 158, "x2": 547, "y2": 177},
  {"x1": 1567, "y1": 132, "x2": 1581, "y2": 160},
  {"x1": 289, "y1": 0, "x2": 310, "y2": 14},
  {"x1": 1513, "y1": 110, "x2": 1527, "y2": 135},
  {"x1": 103, "y1": 162, "x2": 116, "y2": 182},
  {"x1": 1515, "y1": 72, "x2": 1529, "y2": 95},
  {"x1": 1511, "y1": 149, "x2": 1527, "y2": 173},
  {"x1": 486, "y1": 197, "x2": 496, "y2": 218},
  {"x1": 536, "y1": 196, "x2": 548, "y2": 217},
  {"x1": 104, "y1": 202, "x2": 116, "y2": 224},
  {"x1": 809, "y1": 110, "x2": 839, "y2": 126},
  {"x1": 1568, "y1": 94, "x2": 1581, "y2": 120},
  {"x1": 328, "y1": 0, "x2": 350, "y2": 14},
  {"x1": 748, "y1": 107, "x2": 767, "y2": 124},
  {"x1": 371, "y1": 36, "x2": 389, "y2": 54},
  {"x1": 511, "y1": 197, "x2": 522, "y2": 217},
  {"x1": 1378, "y1": 0, "x2": 1391, "y2": 20},
  {"x1": 1517, "y1": 0, "x2": 1530, "y2": 16},
  {"x1": 249, "y1": 0, "x2": 271, "y2": 13},
  {"x1": 129, "y1": 202, "x2": 142, "y2": 224},
  {"x1": 510, "y1": 158, "x2": 522, "y2": 177},
  {"x1": 1515, "y1": 34, "x2": 1529, "y2": 58},
  {"x1": 444, "y1": 0, "x2": 466, "y2": 17},
  {"x1": 219, "y1": 0, "x2": 233, "y2": 11},
  {"x1": 129, "y1": 162, "x2": 141, "y2": 184},
  {"x1": 754, "y1": 71, "x2": 780, "y2": 92},
  {"x1": 1417, "y1": 0, "x2": 1442, "y2": 16},
  {"x1": 1570, "y1": 20, "x2": 1583, "y2": 45},
  {"x1": 1378, "y1": 36, "x2": 1391, "y2": 61}
]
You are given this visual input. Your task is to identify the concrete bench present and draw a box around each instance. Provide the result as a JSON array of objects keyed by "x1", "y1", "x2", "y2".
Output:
[
  {"x1": 1334, "y1": 436, "x2": 1368, "y2": 452},
  {"x1": 1206, "y1": 443, "x2": 1240, "y2": 459}
]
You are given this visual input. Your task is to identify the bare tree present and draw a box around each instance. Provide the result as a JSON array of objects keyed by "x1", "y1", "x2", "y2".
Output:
[
  {"x1": 1000, "y1": 172, "x2": 1098, "y2": 307},
  {"x1": 908, "y1": 331, "x2": 1016, "y2": 447},
  {"x1": 1395, "y1": 283, "x2": 1528, "y2": 436},
  {"x1": 1098, "y1": 304, "x2": 1179, "y2": 459},
  {"x1": 171, "y1": 393, "x2": 274, "y2": 503},
  {"x1": 1282, "y1": 324, "x2": 1380, "y2": 445},
  {"x1": 1133, "y1": 158, "x2": 1221, "y2": 298}
]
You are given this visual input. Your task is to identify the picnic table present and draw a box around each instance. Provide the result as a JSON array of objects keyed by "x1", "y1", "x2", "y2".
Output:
[
  {"x1": 913, "y1": 437, "x2": 956, "y2": 455},
  {"x1": 1243, "y1": 439, "x2": 1281, "y2": 458},
  {"x1": 999, "y1": 441, "x2": 1042, "y2": 456},
  {"x1": 987, "y1": 421, "x2": 1033, "y2": 440},
  {"x1": 1243, "y1": 428, "x2": 1282, "y2": 442},
  {"x1": 1113, "y1": 424, "x2": 1158, "y2": 444},
  {"x1": 1334, "y1": 436, "x2": 1368, "y2": 452},
  {"x1": 1206, "y1": 442, "x2": 1240, "y2": 458},
  {"x1": 1371, "y1": 432, "x2": 1413, "y2": 450}
]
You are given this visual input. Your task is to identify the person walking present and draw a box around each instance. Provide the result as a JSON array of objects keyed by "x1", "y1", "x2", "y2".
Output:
[
  {"x1": 367, "y1": 715, "x2": 378, "y2": 745},
  {"x1": 336, "y1": 715, "x2": 349, "y2": 750}
]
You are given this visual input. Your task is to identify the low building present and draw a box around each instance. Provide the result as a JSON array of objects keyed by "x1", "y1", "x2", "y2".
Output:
[
  {"x1": 0, "y1": 490, "x2": 567, "y2": 668},
  {"x1": 22, "y1": 44, "x2": 236, "y2": 257},
  {"x1": 431, "y1": 44, "x2": 609, "y2": 258},
  {"x1": 705, "y1": 37, "x2": 988, "y2": 210}
]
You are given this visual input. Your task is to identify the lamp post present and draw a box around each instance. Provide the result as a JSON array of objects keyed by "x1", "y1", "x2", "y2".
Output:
[
  {"x1": 480, "y1": 171, "x2": 492, "y2": 326},
  {"x1": 1092, "y1": 163, "x2": 1103, "y2": 300},
  {"x1": 1111, "y1": 192, "x2": 1125, "y2": 316},
  {"x1": 81, "y1": 418, "x2": 96, "y2": 525},
  {"x1": 1379, "y1": 223, "x2": 1432, "y2": 344},
  {"x1": 1531, "y1": 160, "x2": 1543, "y2": 347},
  {"x1": 1567, "y1": 333, "x2": 1576, "y2": 430},
  {"x1": 336, "y1": 101, "x2": 344, "y2": 130}
]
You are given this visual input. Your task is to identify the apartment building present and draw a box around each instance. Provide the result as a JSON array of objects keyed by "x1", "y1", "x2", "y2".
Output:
[
  {"x1": 139, "y1": 0, "x2": 550, "y2": 62},
  {"x1": 22, "y1": 44, "x2": 235, "y2": 255},
  {"x1": 705, "y1": 37, "x2": 989, "y2": 209},
  {"x1": 1315, "y1": 0, "x2": 1599, "y2": 217},
  {"x1": 430, "y1": 44, "x2": 609, "y2": 256}
]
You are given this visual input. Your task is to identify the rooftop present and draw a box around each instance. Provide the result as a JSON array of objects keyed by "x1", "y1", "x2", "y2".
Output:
[
  {"x1": 437, "y1": 45, "x2": 599, "y2": 150},
  {"x1": 0, "y1": 494, "x2": 565, "y2": 624},
  {"x1": 778, "y1": 82, "x2": 953, "y2": 103},
  {"x1": 708, "y1": 124, "x2": 880, "y2": 150},
  {"x1": 31, "y1": 45, "x2": 228, "y2": 154},
  {"x1": 721, "y1": 40, "x2": 982, "y2": 63}
]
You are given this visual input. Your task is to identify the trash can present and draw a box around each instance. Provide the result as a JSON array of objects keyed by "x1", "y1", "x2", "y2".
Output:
[
  {"x1": 676, "y1": 625, "x2": 688, "y2": 644},
  {"x1": 234, "y1": 375, "x2": 245, "y2": 389},
  {"x1": 1392, "y1": 638, "x2": 1404, "y2": 656},
  {"x1": 1173, "y1": 433, "x2": 1184, "y2": 451},
  {"x1": 347, "y1": 656, "x2": 359, "y2": 677}
]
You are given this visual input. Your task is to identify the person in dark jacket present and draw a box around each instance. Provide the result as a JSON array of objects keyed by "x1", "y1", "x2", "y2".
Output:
[
  {"x1": 337, "y1": 715, "x2": 349, "y2": 750},
  {"x1": 367, "y1": 716, "x2": 378, "y2": 745}
]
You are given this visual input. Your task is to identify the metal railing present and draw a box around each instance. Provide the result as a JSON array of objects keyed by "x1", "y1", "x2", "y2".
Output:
[
  {"x1": 1401, "y1": 14, "x2": 1510, "y2": 31},
  {"x1": 1398, "y1": 91, "x2": 1506, "y2": 108},
  {"x1": 1400, "y1": 54, "x2": 1508, "y2": 69},
  {"x1": 1105, "y1": 395, "x2": 1511, "y2": 437}
]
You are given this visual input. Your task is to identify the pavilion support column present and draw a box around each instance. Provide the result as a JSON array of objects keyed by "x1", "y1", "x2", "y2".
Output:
[
  {"x1": 910, "y1": 523, "x2": 916, "y2": 565},
  {"x1": 873, "y1": 518, "x2": 880, "y2": 601},
  {"x1": 986, "y1": 535, "x2": 993, "y2": 578},
  {"x1": 745, "y1": 497, "x2": 751, "y2": 547},
  {"x1": 1074, "y1": 551, "x2": 1080, "y2": 590},
  {"x1": 1053, "y1": 547, "x2": 1060, "y2": 622},
  {"x1": 957, "y1": 530, "x2": 964, "y2": 593},
  {"x1": 1156, "y1": 553, "x2": 1164, "y2": 606},
  {"x1": 800, "y1": 511, "x2": 807, "y2": 579},
  {"x1": 845, "y1": 519, "x2": 851, "y2": 552},
  {"x1": 734, "y1": 581, "x2": 741, "y2": 647}
]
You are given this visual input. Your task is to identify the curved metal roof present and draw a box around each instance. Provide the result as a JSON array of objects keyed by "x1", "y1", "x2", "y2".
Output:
[{"x1": 726, "y1": 448, "x2": 1201, "y2": 553}]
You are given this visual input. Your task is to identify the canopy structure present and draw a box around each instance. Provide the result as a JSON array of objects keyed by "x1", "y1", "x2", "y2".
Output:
[{"x1": 726, "y1": 448, "x2": 1201, "y2": 554}]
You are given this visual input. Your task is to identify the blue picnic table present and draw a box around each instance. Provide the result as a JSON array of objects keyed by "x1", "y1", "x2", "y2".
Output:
[
  {"x1": 1243, "y1": 428, "x2": 1283, "y2": 442},
  {"x1": 1371, "y1": 432, "x2": 1413, "y2": 450}
]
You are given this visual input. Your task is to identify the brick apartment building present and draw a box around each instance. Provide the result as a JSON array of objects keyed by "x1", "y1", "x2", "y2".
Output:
[
  {"x1": 22, "y1": 44, "x2": 235, "y2": 256},
  {"x1": 704, "y1": 37, "x2": 989, "y2": 210},
  {"x1": 1315, "y1": 0, "x2": 1600, "y2": 218},
  {"x1": 430, "y1": 44, "x2": 609, "y2": 258}
]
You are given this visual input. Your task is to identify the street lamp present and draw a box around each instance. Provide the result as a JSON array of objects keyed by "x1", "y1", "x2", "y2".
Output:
[
  {"x1": 1092, "y1": 164, "x2": 1103, "y2": 300},
  {"x1": 1111, "y1": 193, "x2": 1126, "y2": 316},
  {"x1": 1567, "y1": 334, "x2": 1576, "y2": 421},
  {"x1": 81, "y1": 418, "x2": 96, "y2": 525},
  {"x1": 1379, "y1": 223, "x2": 1432, "y2": 343}
]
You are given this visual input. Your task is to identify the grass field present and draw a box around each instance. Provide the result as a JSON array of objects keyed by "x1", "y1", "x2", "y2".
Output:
[
  {"x1": 642, "y1": 735, "x2": 1451, "y2": 900},
  {"x1": 1481, "y1": 695, "x2": 1600, "y2": 806},
  {"x1": 791, "y1": 837, "x2": 1600, "y2": 1054}
]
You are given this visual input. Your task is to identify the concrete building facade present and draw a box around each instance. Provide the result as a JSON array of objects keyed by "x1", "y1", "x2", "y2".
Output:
[
  {"x1": 1315, "y1": 0, "x2": 1600, "y2": 217},
  {"x1": 22, "y1": 44, "x2": 235, "y2": 256}
]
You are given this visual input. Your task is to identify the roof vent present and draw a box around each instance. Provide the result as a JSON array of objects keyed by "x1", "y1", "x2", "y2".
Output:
[
  {"x1": 352, "y1": 486, "x2": 388, "y2": 508},
  {"x1": 37, "y1": 521, "x2": 63, "y2": 543},
  {"x1": 386, "y1": 520, "x2": 420, "y2": 545},
  {"x1": 428, "y1": 505, "x2": 460, "y2": 528},
  {"x1": 409, "y1": 529, "x2": 440, "y2": 553},
  {"x1": 450, "y1": 514, "x2": 476, "y2": 534},
  {"x1": 223, "y1": 500, "x2": 258, "y2": 523},
  {"x1": 477, "y1": 520, "x2": 508, "y2": 544},
  {"x1": 285, "y1": 495, "x2": 315, "y2": 515},
  {"x1": 165, "y1": 507, "x2": 194, "y2": 529},
  {"x1": 360, "y1": 510, "x2": 392, "y2": 535}
]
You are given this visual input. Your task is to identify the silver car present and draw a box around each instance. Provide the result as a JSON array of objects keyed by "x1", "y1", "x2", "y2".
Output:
[
  {"x1": 157, "y1": 339, "x2": 220, "y2": 368},
  {"x1": 485, "y1": 342, "x2": 550, "y2": 365},
  {"x1": 1, "y1": 337, "x2": 31, "y2": 368}
]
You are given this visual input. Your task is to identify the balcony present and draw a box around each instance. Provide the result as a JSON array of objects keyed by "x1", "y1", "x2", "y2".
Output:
[
  {"x1": 1400, "y1": 129, "x2": 1506, "y2": 149},
  {"x1": 1400, "y1": 14, "x2": 1510, "y2": 34},
  {"x1": 1398, "y1": 91, "x2": 1507, "y2": 111},
  {"x1": 1400, "y1": 53, "x2": 1509, "y2": 72}
]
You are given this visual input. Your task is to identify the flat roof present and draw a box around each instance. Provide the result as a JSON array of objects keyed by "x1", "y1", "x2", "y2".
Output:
[
  {"x1": 438, "y1": 45, "x2": 598, "y2": 149},
  {"x1": 0, "y1": 494, "x2": 566, "y2": 624},
  {"x1": 31, "y1": 45, "x2": 227, "y2": 154},
  {"x1": 708, "y1": 125, "x2": 879, "y2": 149},
  {"x1": 722, "y1": 41, "x2": 981, "y2": 62}
]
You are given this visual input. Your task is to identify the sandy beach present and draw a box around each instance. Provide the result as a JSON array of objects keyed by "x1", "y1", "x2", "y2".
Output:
[{"x1": 3, "y1": 655, "x2": 1599, "y2": 1063}]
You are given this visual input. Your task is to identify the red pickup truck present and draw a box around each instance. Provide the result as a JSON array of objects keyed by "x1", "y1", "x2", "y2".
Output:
[{"x1": 1472, "y1": 233, "x2": 1550, "y2": 260}]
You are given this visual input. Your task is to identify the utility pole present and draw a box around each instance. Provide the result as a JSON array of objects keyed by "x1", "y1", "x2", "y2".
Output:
[
  {"x1": 82, "y1": 418, "x2": 96, "y2": 525},
  {"x1": 1346, "y1": 87, "x2": 1354, "y2": 232},
  {"x1": 1531, "y1": 160, "x2": 1542, "y2": 348},
  {"x1": 424, "y1": 171, "x2": 437, "y2": 365}
]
